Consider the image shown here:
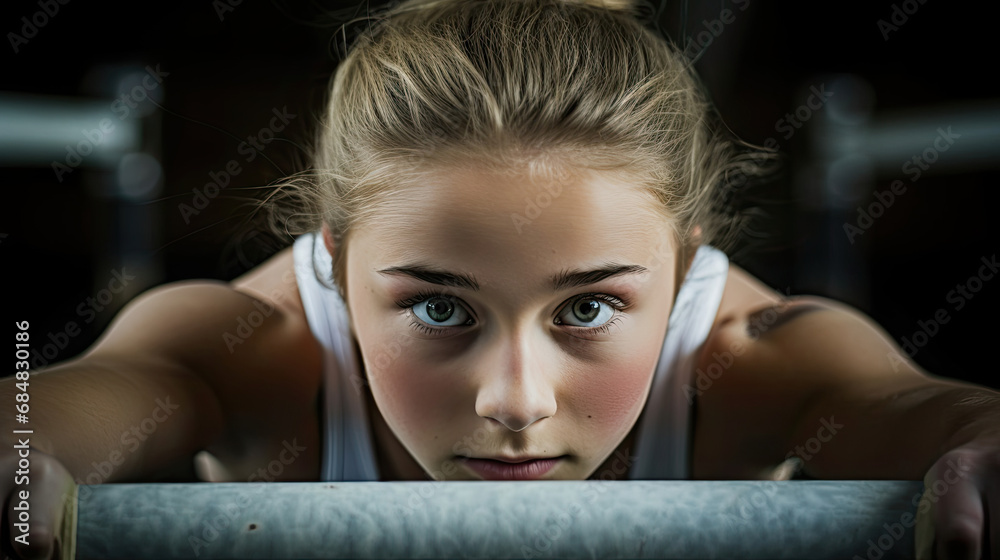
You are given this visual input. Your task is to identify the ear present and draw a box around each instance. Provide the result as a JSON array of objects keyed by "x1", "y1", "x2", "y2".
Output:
[
  {"x1": 321, "y1": 222, "x2": 336, "y2": 258},
  {"x1": 677, "y1": 225, "x2": 703, "y2": 281},
  {"x1": 687, "y1": 225, "x2": 704, "y2": 266}
]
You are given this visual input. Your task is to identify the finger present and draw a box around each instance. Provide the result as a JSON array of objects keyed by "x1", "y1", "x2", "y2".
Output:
[
  {"x1": 915, "y1": 485, "x2": 935, "y2": 560},
  {"x1": 0, "y1": 454, "x2": 24, "y2": 560},
  {"x1": 7, "y1": 455, "x2": 76, "y2": 560},
  {"x1": 989, "y1": 471, "x2": 998, "y2": 560},
  {"x1": 53, "y1": 484, "x2": 75, "y2": 560},
  {"x1": 925, "y1": 460, "x2": 983, "y2": 560},
  {"x1": 5, "y1": 481, "x2": 47, "y2": 560}
]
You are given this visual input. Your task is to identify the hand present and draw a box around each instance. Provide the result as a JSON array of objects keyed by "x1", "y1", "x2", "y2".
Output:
[
  {"x1": 1, "y1": 448, "x2": 76, "y2": 560},
  {"x1": 917, "y1": 437, "x2": 999, "y2": 560}
]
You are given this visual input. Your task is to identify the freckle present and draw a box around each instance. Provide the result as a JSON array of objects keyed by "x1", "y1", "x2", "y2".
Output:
[{"x1": 588, "y1": 415, "x2": 592, "y2": 418}]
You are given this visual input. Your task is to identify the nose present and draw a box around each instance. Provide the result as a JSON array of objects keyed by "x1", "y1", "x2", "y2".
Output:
[{"x1": 474, "y1": 330, "x2": 558, "y2": 432}]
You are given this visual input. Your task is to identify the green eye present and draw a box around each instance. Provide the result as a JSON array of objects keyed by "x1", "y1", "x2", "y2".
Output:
[
  {"x1": 413, "y1": 295, "x2": 471, "y2": 327},
  {"x1": 572, "y1": 298, "x2": 601, "y2": 322},
  {"x1": 426, "y1": 297, "x2": 455, "y2": 322},
  {"x1": 557, "y1": 296, "x2": 616, "y2": 328},
  {"x1": 396, "y1": 291, "x2": 629, "y2": 337}
]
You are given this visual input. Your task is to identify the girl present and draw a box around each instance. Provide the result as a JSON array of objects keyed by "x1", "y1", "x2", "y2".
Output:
[{"x1": 3, "y1": 0, "x2": 998, "y2": 559}]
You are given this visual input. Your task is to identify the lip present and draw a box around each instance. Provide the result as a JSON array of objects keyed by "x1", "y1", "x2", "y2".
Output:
[{"x1": 458, "y1": 456, "x2": 565, "y2": 480}]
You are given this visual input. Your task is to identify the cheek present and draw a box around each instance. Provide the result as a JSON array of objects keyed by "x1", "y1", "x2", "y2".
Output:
[
  {"x1": 350, "y1": 286, "x2": 463, "y2": 441},
  {"x1": 364, "y1": 338, "x2": 462, "y2": 441},
  {"x1": 560, "y1": 301, "x2": 670, "y2": 434},
  {"x1": 568, "y1": 353, "x2": 656, "y2": 435}
]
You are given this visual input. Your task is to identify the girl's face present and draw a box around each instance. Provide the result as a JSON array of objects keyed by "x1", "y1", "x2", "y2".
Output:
[{"x1": 342, "y1": 163, "x2": 679, "y2": 480}]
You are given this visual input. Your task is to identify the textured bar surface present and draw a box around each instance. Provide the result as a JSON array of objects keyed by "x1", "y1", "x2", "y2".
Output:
[{"x1": 74, "y1": 480, "x2": 926, "y2": 559}]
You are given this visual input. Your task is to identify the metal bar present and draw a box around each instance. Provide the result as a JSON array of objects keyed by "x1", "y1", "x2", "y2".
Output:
[
  {"x1": 69, "y1": 480, "x2": 928, "y2": 559},
  {"x1": 0, "y1": 92, "x2": 141, "y2": 167},
  {"x1": 816, "y1": 101, "x2": 1000, "y2": 173}
]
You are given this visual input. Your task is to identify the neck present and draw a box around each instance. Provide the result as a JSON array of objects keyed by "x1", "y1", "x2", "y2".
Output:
[{"x1": 588, "y1": 418, "x2": 639, "y2": 481}]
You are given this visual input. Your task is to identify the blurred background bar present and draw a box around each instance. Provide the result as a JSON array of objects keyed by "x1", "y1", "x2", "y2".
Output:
[
  {"x1": 0, "y1": 92, "x2": 140, "y2": 165},
  {"x1": 795, "y1": 77, "x2": 1000, "y2": 307},
  {"x1": 821, "y1": 103, "x2": 1000, "y2": 172},
  {"x1": 0, "y1": 63, "x2": 166, "y2": 343}
]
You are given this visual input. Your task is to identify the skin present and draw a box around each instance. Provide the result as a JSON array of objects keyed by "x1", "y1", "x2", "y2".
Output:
[{"x1": 337, "y1": 162, "x2": 684, "y2": 481}]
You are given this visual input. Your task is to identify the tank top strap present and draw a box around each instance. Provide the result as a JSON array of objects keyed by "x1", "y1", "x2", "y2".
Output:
[
  {"x1": 628, "y1": 244, "x2": 730, "y2": 479},
  {"x1": 292, "y1": 232, "x2": 380, "y2": 481}
]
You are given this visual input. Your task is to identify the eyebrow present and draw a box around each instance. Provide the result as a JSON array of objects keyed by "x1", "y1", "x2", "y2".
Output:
[{"x1": 376, "y1": 263, "x2": 649, "y2": 291}]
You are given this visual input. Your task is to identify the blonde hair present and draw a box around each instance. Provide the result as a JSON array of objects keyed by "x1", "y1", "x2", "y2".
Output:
[{"x1": 260, "y1": 0, "x2": 775, "y2": 306}]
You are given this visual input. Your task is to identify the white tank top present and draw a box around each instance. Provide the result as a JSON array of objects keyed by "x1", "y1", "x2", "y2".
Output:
[{"x1": 292, "y1": 231, "x2": 730, "y2": 481}]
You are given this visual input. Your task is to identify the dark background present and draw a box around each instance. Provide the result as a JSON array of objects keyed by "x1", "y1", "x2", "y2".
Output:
[{"x1": 2, "y1": 0, "x2": 997, "y2": 389}]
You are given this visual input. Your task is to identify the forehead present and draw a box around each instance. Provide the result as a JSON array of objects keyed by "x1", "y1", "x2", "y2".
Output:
[{"x1": 354, "y1": 164, "x2": 674, "y2": 291}]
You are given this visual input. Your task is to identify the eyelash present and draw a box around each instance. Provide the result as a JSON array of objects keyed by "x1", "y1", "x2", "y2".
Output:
[{"x1": 393, "y1": 289, "x2": 631, "y2": 337}]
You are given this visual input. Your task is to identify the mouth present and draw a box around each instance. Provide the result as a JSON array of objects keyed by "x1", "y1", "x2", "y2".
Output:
[{"x1": 457, "y1": 455, "x2": 567, "y2": 480}]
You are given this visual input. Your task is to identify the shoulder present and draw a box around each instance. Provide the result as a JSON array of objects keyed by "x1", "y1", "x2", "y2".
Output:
[
  {"x1": 88, "y1": 278, "x2": 304, "y2": 366},
  {"x1": 712, "y1": 261, "x2": 787, "y2": 326},
  {"x1": 225, "y1": 244, "x2": 322, "y2": 388},
  {"x1": 230, "y1": 245, "x2": 307, "y2": 319},
  {"x1": 81, "y1": 248, "x2": 324, "y2": 481},
  {"x1": 89, "y1": 272, "x2": 321, "y2": 404},
  {"x1": 703, "y1": 261, "x2": 927, "y2": 381},
  {"x1": 688, "y1": 262, "x2": 930, "y2": 479}
]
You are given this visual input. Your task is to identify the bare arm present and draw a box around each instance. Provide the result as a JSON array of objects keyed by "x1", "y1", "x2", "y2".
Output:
[
  {"x1": 691, "y1": 295, "x2": 998, "y2": 480},
  {"x1": 746, "y1": 297, "x2": 1000, "y2": 560},
  {"x1": 1, "y1": 279, "x2": 319, "y2": 483},
  {"x1": 761, "y1": 297, "x2": 997, "y2": 480},
  {"x1": 0, "y1": 352, "x2": 223, "y2": 483}
]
